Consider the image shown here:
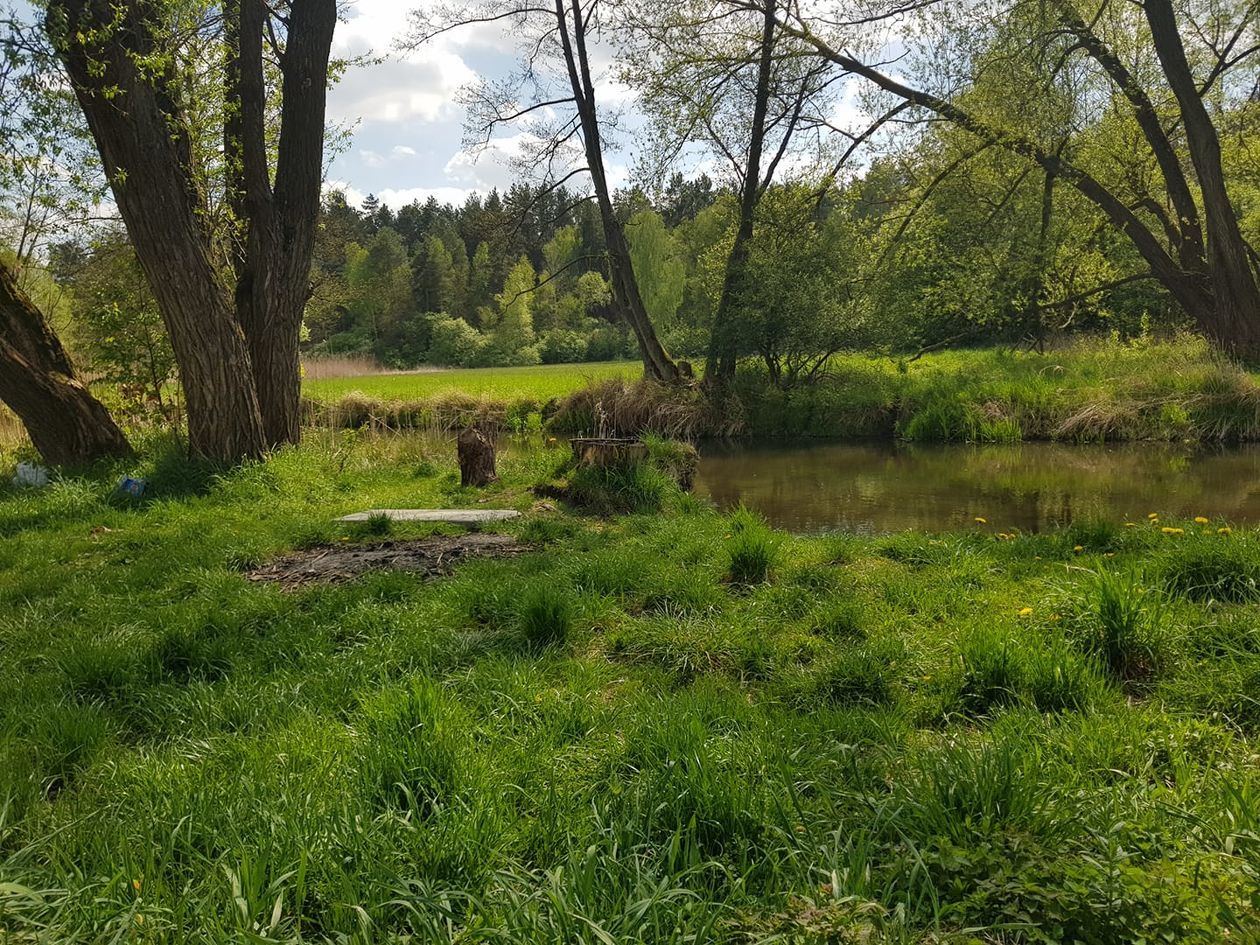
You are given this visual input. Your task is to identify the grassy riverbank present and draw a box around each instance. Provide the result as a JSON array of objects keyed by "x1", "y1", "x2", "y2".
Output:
[
  {"x1": 1, "y1": 434, "x2": 1257, "y2": 941},
  {"x1": 298, "y1": 336, "x2": 1260, "y2": 444}
]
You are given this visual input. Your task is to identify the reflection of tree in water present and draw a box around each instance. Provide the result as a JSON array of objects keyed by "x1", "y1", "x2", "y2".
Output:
[{"x1": 694, "y1": 441, "x2": 1260, "y2": 533}]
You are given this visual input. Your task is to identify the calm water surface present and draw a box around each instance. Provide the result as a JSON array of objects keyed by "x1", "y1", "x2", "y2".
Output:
[{"x1": 694, "y1": 440, "x2": 1260, "y2": 533}]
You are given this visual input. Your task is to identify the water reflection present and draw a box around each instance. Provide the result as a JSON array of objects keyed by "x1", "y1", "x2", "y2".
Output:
[{"x1": 694, "y1": 440, "x2": 1260, "y2": 533}]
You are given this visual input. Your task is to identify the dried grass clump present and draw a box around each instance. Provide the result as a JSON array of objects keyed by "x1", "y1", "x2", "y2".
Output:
[
  {"x1": 550, "y1": 378, "x2": 744, "y2": 439},
  {"x1": 302, "y1": 391, "x2": 510, "y2": 434}
]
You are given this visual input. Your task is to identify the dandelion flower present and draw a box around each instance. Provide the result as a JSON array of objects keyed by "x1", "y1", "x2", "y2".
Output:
[
  {"x1": 975, "y1": 517, "x2": 987, "y2": 524},
  {"x1": 1218, "y1": 526, "x2": 1232, "y2": 535},
  {"x1": 1073, "y1": 545, "x2": 1084, "y2": 553},
  {"x1": 1161, "y1": 526, "x2": 1184, "y2": 535},
  {"x1": 1148, "y1": 512, "x2": 1159, "y2": 519},
  {"x1": 1018, "y1": 607, "x2": 1033, "y2": 617},
  {"x1": 1124, "y1": 522, "x2": 1137, "y2": 528},
  {"x1": 1194, "y1": 516, "x2": 1210, "y2": 524},
  {"x1": 132, "y1": 879, "x2": 141, "y2": 892}
]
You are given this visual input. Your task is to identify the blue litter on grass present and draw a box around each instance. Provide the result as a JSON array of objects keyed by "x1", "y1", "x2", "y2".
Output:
[{"x1": 118, "y1": 476, "x2": 146, "y2": 497}]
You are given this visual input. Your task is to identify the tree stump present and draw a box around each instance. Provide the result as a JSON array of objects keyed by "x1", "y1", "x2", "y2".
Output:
[
  {"x1": 569, "y1": 437, "x2": 648, "y2": 469},
  {"x1": 458, "y1": 427, "x2": 498, "y2": 487}
]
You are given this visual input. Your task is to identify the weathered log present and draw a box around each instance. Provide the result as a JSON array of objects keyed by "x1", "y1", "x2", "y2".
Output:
[{"x1": 458, "y1": 427, "x2": 498, "y2": 487}]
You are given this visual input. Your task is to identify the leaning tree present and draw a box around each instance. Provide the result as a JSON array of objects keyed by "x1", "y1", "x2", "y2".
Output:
[
  {"x1": 406, "y1": 0, "x2": 684, "y2": 382},
  {"x1": 766, "y1": 0, "x2": 1260, "y2": 356},
  {"x1": 0, "y1": 10, "x2": 131, "y2": 465},
  {"x1": 43, "y1": 0, "x2": 338, "y2": 461}
]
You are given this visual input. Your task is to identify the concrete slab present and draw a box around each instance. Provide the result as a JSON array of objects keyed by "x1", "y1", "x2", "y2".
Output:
[{"x1": 336, "y1": 508, "x2": 521, "y2": 524}]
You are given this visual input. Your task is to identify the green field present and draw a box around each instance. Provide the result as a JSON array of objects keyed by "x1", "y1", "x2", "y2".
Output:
[
  {"x1": 303, "y1": 360, "x2": 639, "y2": 402},
  {"x1": 0, "y1": 434, "x2": 1257, "y2": 941}
]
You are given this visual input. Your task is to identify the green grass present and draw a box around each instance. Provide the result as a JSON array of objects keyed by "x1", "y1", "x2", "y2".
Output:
[
  {"x1": 734, "y1": 333, "x2": 1260, "y2": 441},
  {"x1": 303, "y1": 360, "x2": 638, "y2": 402},
  {"x1": 0, "y1": 434, "x2": 1258, "y2": 941}
]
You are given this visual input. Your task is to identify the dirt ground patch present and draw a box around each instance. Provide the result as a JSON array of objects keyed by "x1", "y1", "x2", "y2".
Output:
[{"x1": 248, "y1": 533, "x2": 529, "y2": 589}]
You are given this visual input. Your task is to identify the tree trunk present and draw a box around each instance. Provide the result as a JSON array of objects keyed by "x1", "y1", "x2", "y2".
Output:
[
  {"x1": 1146, "y1": 0, "x2": 1260, "y2": 357},
  {"x1": 458, "y1": 427, "x2": 498, "y2": 486},
  {"x1": 226, "y1": 0, "x2": 337, "y2": 446},
  {"x1": 707, "y1": 0, "x2": 777, "y2": 381},
  {"x1": 556, "y1": 0, "x2": 681, "y2": 383},
  {"x1": 0, "y1": 261, "x2": 131, "y2": 465},
  {"x1": 50, "y1": 0, "x2": 268, "y2": 463}
]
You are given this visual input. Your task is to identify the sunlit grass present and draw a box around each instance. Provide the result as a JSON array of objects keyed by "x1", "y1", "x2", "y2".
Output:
[{"x1": 0, "y1": 433, "x2": 1257, "y2": 941}]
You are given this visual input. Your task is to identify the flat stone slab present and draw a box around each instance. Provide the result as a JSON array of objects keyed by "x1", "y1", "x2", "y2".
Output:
[{"x1": 336, "y1": 508, "x2": 521, "y2": 523}]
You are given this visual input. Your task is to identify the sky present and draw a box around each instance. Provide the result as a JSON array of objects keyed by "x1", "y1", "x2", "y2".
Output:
[{"x1": 326, "y1": 0, "x2": 634, "y2": 211}]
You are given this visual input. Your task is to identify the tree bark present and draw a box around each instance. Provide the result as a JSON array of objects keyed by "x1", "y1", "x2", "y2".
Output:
[
  {"x1": 707, "y1": 0, "x2": 777, "y2": 381},
  {"x1": 556, "y1": 0, "x2": 681, "y2": 383},
  {"x1": 49, "y1": 0, "x2": 267, "y2": 463},
  {"x1": 226, "y1": 0, "x2": 337, "y2": 447},
  {"x1": 0, "y1": 261, "x2": 131, "y2": 465},
  {"x1": 1145, "y1": 0, "x2": 1260, "y2": 356},
  {"x1": 457, "y1": 427, "x2": 498, "y2": 486}
]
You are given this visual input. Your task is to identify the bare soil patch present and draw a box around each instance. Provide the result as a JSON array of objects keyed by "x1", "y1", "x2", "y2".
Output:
[{"x1": 248, "y1": 533, "x2": 529, "y2": 589}]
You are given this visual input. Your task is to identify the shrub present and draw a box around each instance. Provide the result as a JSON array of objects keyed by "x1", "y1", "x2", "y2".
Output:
[
  {"x1": 539, "y1": 329, "x2": 589, "y2": 364},
  {"x1": 517, "y1": 582, "x2": 573, "y2": 650}
]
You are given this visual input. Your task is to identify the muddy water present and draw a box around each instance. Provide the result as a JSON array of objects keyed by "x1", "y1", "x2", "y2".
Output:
[{"x1": 693, "y1": 440, "x2": 1260, "y2": 533}]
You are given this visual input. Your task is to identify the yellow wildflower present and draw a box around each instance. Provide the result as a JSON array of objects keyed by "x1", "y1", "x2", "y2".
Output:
[
  {"x1": 1161, "y1": 526, "x2": 1184, "y2": 535},
  {"x1": 132, "y1": 879, "x2": 141, "y2": 892},
  {"x1": 1194, "y1": 516, "x2": 1210, "y2": 524},
  {"x1": 1218, "y1": 526, "x2": 1232, "y2": 535},
  {"x1": 1018, "y1": 607, "x2": 1033, "y2": 617},
  {"x1": 975, "y1": 517, "x2": 987, "y2": 524},
  {"x1": 1073, "y1": 545, "x2": 1084, "y2": 553},
  {"x1": 1148, "y1": 512, "x2": 1159, "y2": 519},
  {"x1": 1124, "y1": 522, "x2": 1137, "y2": 528}
]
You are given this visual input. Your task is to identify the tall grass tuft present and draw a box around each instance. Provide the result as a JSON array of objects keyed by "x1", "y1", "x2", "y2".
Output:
[
  {"x1": 725, "y1": 504, "x2": 778, "y2": 585},
  {"x1": 1068, "y1": 566, "x2": 1168, "y2": 680},
  {"x1": 517, "y1": 582, "x2": 574, "y2": 650}
]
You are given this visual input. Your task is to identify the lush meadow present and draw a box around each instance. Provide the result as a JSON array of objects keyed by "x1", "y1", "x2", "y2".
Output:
[
  {"x1": 298, "y1": 337, "x2": 1260, "y2": 444},
  {"x1": 0, "y1": 433, "x2": 1257, "y2": 942}
]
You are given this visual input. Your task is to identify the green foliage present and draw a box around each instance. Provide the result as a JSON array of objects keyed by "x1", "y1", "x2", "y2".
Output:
[{"x1": 565, "y1": 461, "x2": 674, "y2": 515}]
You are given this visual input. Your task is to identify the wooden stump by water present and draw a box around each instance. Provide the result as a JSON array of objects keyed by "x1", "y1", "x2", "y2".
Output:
[
  {"x1": 458, "y1": 427, "x2": 498, "y2": 486},
  {"x1": 569, "y1": 436, "x2": 648, "y2": 469}
]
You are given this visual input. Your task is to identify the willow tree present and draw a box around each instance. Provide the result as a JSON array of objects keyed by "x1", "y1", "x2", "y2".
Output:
[
  {"x1": 44, "y1": 0, "x2": 337, "y2": 461},
  {"x1": 769, "y1": 0, "x2": 1260, "y2": 356},
  {"x1": 0, "y1": 11, "x2": 131, "y2": 464},
  {"x1": 406, "y1": 0, "x2": 683, "y2": 382}
]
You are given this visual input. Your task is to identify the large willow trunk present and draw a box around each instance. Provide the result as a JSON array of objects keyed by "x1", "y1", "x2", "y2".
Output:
[{"x1": 0, "y1": 261, "x2": 131, "y2": 465}]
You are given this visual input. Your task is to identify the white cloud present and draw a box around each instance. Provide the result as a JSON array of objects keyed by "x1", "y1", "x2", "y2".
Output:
[{"x1": 326, "y1": 179, "x2": 477, "y2": 209}]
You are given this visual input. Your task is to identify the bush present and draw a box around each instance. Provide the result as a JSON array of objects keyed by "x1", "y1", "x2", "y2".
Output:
[
  {"x1": 517, "y1": 583, "x2": 574, "y2": 650},
  {"x1": 426, "y1": 314, "x2": 488, "y2": 367},
  {"x1": 539, "y1": 329, "x2": 589, "y2": 364}
]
